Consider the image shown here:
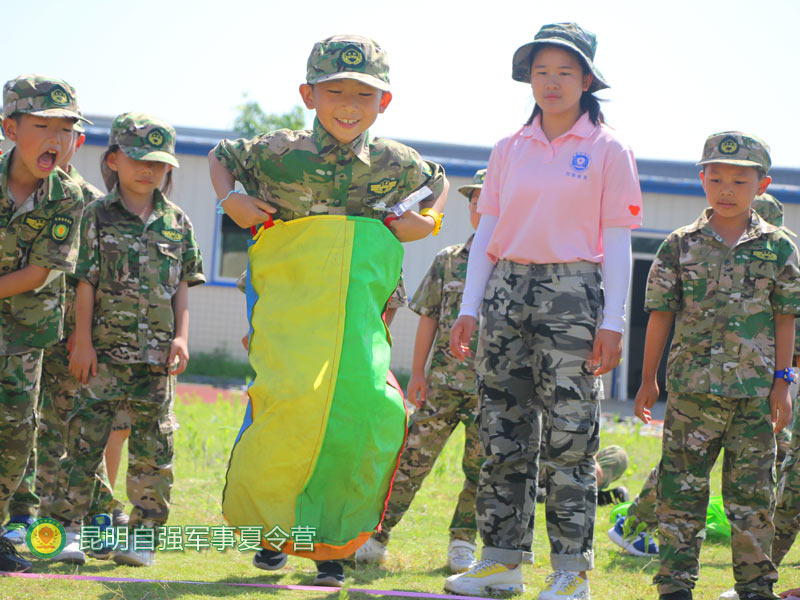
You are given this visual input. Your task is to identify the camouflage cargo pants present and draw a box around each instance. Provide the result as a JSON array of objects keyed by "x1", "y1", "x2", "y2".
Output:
[
  {"x1": 475, "y1": 260, "x2": 603, "y2": 570},
  {"x1": 654, "y1": 392, "x2": 777, "y2": 597},
  {"x1": 8, "y1": 341, "x2": 122, "y2": 519},
  {"x1": 0, "y1": 350, "x2": 43, "y2": 517},
  {"x1": 50, "y1": 362, "x2": 176, "y2": 529},
  {"x1": 373, "y1": 385, "x2": 482, "y2": 545}
]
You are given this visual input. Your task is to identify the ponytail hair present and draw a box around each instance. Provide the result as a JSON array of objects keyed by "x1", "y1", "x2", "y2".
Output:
[{"x1": 523, "y1": 44, "x2": 606, "y2": 127}]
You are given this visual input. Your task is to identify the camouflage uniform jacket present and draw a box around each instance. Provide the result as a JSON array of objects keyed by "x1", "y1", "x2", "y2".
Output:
[
  {"x1": 60, "y1": 165, "x2": 104, "y2": 339},
  {"x1": 0, "y1": 150, "x2": 84, "y2": 355},
  {"x1": 75, "y1": 188, "x2": 205, "y2": 365},
  {"x1": 409, "y1": 235, "x2": 478, "y2": 393},
  {"x1": 646, "y1": 207, "x2": 800, "y2": 398},
  {"x1": 214, "y1": 118, "x2": 446, "y2": 221}
]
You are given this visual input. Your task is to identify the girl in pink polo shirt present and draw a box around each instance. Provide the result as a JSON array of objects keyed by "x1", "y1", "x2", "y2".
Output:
[{"x1": 446, "y1": 22, "x2": 642, "y2": 599}]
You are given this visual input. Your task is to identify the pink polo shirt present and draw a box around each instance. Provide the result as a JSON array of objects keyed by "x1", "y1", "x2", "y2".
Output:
[{"x1": 478, "y1": 112, "x2": 642, "y2": 264}]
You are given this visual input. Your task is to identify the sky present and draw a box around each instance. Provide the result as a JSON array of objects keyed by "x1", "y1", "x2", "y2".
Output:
[{"x1": 3, "y1": 0, "x2": 799, "y2": 168}]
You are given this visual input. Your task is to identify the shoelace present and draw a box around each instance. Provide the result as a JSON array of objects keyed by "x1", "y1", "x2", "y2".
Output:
[
  {"x1": 0, "y1": 536, "x2": 24, "y2": 558},
  {"x1": 545, "y1": 570, "x2": 581, "y2": 588},
  {"x1": 470, "y1": 559, "x2": 501, "y2": 574}
]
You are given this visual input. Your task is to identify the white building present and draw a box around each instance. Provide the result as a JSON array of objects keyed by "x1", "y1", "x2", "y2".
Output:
[{"x1": 8, "y1": 116, "x2": 799, "y2": 399}]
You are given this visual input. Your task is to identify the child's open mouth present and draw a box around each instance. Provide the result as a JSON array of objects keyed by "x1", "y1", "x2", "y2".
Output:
[{"x1": 37, "y1": 150, "x2": 57, "y2": 171}]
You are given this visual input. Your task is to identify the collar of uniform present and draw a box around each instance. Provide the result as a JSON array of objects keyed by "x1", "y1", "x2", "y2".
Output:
[
  {"x1": 520, "y1": 111, "x2": 595, "y2": 142},
  {"x1": 0, "y1": 148, "x2": 68, "y2": 215},
  {"x1": 108, "y1": 186, "x2": 168, "y2": 221},
  {"x1": 312, "y1": 118, "x2": 371, "y2": 165},
  {"x1": 692, "y1": 206, "x2": 774, "y2": 242}
]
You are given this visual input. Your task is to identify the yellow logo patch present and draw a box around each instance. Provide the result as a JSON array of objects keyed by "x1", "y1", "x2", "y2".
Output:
[
  {"x1": 49, "y1": 87, "x2": 69, "y2": 106},
  {"x1": 719, "y1": 136, "x2": 739, "y2": 155},
  {"x1": 147, "y1": 129, "x2": 164, "y2": 147},
  {"x1": 26, "y1": 518, "x2": 66, "y2": 559},
  {"x1": 753, "y1": 250, "x2": 777, "y2": 261},
  {"x1": 161, "y1": 229, "x2": 184, "y2": 242},
  {"x1": 369, "y1": 178, "x2": 398, "y2": 195},
  {"x1": 341, "y1": 46, "x2": 365, "y2": 66},
  {"x1": 50, "y1": 215, "x2": 73, "y2": 242},
  {"x1": 25, "y1": 216, "x2": 48, "y2": 231}
]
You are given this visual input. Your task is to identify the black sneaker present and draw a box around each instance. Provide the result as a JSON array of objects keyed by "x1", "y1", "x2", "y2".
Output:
[
  {"x1": 598, "y1": 486, "x2": 631, "y2": 506},
  {"x1": 659, "y1": 590, "x2": 692, "y2": 600},
  {"x1": 0, "y1": 536, "x2": 32, "y2": 573},
  {"x1": 253, "y1": 548, "x2": 287, "y2": 571},
  {"x1": 314, "y1": 560, "x2": 345, "y2": 587}
]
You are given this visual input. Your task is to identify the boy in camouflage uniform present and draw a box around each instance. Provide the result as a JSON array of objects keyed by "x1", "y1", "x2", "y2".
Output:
[
  {"x1": 356, "y1": 168, "x2": 485, "y2": 574},
  {"x1": 0, "y1": 74, "x2": 87, "y2": 572},
  {"x1": 634, "y1": 132, "x2": 800, "y2": 600},
  {"x1": 3, "y1": 120, "x2": 128, "y2": 547},
  {"x1": 209, "y1": 34, "x2": 448, "y2": 587},
  {"x1": 609, "y1": 193, "x2": 794, "y2": 561},
  {"x1": 50, "y1": 112, "x2": 205, "y2": 567}
]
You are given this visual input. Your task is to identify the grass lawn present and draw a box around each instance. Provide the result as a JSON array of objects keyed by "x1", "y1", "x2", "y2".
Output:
[{"x1": 5, "y1": 392, "x2": 800, "y2": 600}]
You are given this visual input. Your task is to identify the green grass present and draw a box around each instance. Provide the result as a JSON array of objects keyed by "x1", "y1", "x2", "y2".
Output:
[
  {"x1": 6, "y1": 396, "x2": 800, "y2": 599},
  {"x1": 180, "y1": 350, "x2": 255, "y2": 382}
]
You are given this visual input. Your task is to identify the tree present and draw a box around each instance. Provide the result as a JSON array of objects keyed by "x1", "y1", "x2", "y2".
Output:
[{"x1": 233, "y1": 95, "x2": 306, "y2": 137}]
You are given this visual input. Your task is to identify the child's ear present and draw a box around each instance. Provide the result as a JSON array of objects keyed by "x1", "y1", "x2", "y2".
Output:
[
  {"x1": 299, "y1": 84, "x2": 315, "y2": 109},
  {"x1": 105, "y1": 150, "x2": 120, "y2": 172},
  {"x1": 378, "y1": 91, "x2": 393, "y2": 113},
  {"x1": 75, "y1": 133, "x2": 86, "y2": 150},
  {"x1": 2, "y1": 117, "x2": 18, "y2": 142},
  {"x1": 758, "y1": 175, "x2": 772, "y2": 195}
]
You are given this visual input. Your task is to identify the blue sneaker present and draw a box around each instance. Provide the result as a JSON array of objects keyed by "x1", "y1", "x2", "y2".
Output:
[
  {"x1": 607, "y1": 515, "x2": 658, "y2": 556},
  {"x1": 85, "y1": 514, "x2": 114, "y2": 559},
  {"x1": 2, "y1": 515, "x2": 35, "y2": 546}
]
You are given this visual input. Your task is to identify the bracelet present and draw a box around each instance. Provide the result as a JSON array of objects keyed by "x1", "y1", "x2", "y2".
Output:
[
  {"x1": 419, "y1": 208, "x2": 443, "y2": 236},
  {"x1": 216, "y1": 190, "x2": 237, "y2": 215}
]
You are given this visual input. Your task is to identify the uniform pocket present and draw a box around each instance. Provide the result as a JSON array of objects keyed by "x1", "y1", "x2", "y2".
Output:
[
  {"x1": 551, "y1": 378, "x2": 600, "y2": 433},
  {"x1": 156, "y1": 242, "x2": 182, "y2": 293}
]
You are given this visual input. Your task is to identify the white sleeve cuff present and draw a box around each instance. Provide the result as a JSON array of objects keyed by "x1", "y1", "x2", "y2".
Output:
[{"x1": 600, "y1": 226, "x2": 632, "y2": 334}]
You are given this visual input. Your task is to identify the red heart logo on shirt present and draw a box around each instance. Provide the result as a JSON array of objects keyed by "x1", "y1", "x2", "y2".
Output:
[{"x1": 629, "y1": 205, "x2": 641, "y2": 216}]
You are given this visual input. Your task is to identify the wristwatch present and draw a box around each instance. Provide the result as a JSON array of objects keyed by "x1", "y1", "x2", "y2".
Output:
[
  {"x1": 419, "y1": 208, "x2": 443, "y2": 236},
  {"x1": 774, "y1": 367, "x2": 797, "y2": 383}
]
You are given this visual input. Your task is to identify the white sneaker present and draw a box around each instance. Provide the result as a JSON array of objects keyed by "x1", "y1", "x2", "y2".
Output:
[
  {"x1": 354, "y1": 537, "x2": 388, "y2": 563},
  {"x1": 447, "y1": 540, "x2": 476, "y2": 573},
  {"x1": 54, "y1": 531, "x2": 86, "y2": 565},
  {"x1": 718, "y1": 590, "x2": 739, "y2": 600},
  {"x1": 538, "y1": 570, "x2": 589, "y2": 600},
  {"x1": 114, "y1": 548, "x2": 155, "y2": 567},
  {"x1": 444, "y1": 559, "x2": 524, "y2": 596}
]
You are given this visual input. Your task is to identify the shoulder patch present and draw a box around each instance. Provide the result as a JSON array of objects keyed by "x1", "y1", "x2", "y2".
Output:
[
  {"x1": 369, "y1": 178, "x2": 398, "y2": 195},
  {"x1": 25, "y1": 216, "x2": 48, "y2": 231},
  {"x1": 50, "y1": 215, "x2": 73, "y2": 243},
  {"x1": 161, "y1": 228, "x2": 184, "y2": 242},
  {"x1": 753, "y1": 249, "x2": 777, "y2": 261}
]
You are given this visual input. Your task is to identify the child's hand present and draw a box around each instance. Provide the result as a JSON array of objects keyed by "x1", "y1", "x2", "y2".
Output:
[
  {"x1": 450, "y1": 315, "x2": 477, "y2": 362},
  {"x1": 634, "y1": 381, "x2": 659, "y2": 424},
  {"x1": 223, "y1": 192, "x2": 276, "y2": 229},
  {"x1": 591, "y1": 328, "x2": 623, "y2": 376},
  {"x1": 69, "y1": 341, "x2": 97, "y2": 385},
  {"x1": 387, "y1": 211, "x2": 435, "y2": 243},
  {"x1": 770, "y1": 382, "x2": 792, "y2": 433},
  {"x1": 168, "y1": 336, "x2": 189, "y2": 375},
  {"x1": 406, "y1": 373, "x2": 428, "y2": 408},
  {"x1": 241, "y1": 332, "x2": 249, "y2": 351}
]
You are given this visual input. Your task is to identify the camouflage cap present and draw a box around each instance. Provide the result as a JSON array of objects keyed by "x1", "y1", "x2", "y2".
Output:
[
  {"x1": 697, "y1": 131, "x2": 771, "y2": 172},
  {"x1": 306, "y1": 35, "x2": 390, "y2": 92},
  {"x1": 512, "y1": 22, "x2": 609, "y2": 92},
  {"x1": 2, "y1": 74, "x2": 91, "y2": 123},
  {"x1": 457, "y1": 168, "x2": 487, "y2": 198},
  {"x1": 109, "y1": 112, "x2": 179, "y2": 168}
]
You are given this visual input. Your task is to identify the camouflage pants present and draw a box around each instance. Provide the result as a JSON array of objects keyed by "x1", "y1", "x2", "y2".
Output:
[
  {"x1": 8, "y1": 341, "x2": 122, "y2": 519},
  {"x1": 475, "y1": 260, "x2": 603, "y2": 569},
  {"x1": 0, "y1": 350, "x2": 43, "y2": 517},
  {"x1": 373, "y1": 385, "x2": 482, "y2": 546},
  {"x1": 654, "y1": 392, "x2": 777, "y2": 597},
  {"x1": 773, "y1": 405, "x2": 800, "y2": 565},
  {"x1": 50, "y1": 362, "x2": 176, "y2": 529}
]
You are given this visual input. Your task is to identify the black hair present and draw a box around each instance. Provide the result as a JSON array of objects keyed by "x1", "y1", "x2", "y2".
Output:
[
  {"x1": 524, "y1": 43, "x2": 605, "y2": 127},
  {"x1": 100, "y1": 144, "x2": 174, "y2": 195},
  {"x1": 702, "y1": 163, "x2": 767, "y2": 180}
]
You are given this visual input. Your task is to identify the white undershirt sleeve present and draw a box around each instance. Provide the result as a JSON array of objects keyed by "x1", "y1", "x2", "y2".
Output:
[
  {"x1": 458, "y1": 215, "x2": 499, "y2": 318},
  {"x1": 600, "y1": 226, "x2": 632, "y2": 334}
]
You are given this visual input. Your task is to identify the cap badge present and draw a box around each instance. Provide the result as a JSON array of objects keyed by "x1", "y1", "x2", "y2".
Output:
[
  {"x1": 340, "y1": 46, "x2": 365, "y2": 66},
  {"x1": 719, "y1": 136, "x2": 739, "y2": 155},
  {"x1": 49, "y1": 87, "x2": 69, "y2": 106},
  {"x1": 147, "y1": 129, "x2": 165, "y2": 147}
]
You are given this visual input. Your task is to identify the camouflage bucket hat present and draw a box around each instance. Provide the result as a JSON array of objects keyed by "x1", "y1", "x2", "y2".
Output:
[
  {"x1": 697, "y1": 131, "x2": 771, "y2": 172},
  {"x1": 306, "y1": 35, "x2": 390, "y2": 92},
  {"x1": 2, "y1": 74, "x2": 92, "y2": 123},
  {"x1": 458, "y1": 168, "x2": 487, "y2": 198},
  {"x1": 511, "y1": 23, "x2": 609, "y2": 92},
  {"x1": 109, "y1": 112, "x2": 179, "y2": 168}
]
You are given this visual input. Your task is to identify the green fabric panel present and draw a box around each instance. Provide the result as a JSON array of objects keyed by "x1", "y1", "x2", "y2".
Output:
[{"x1": 296, "y1": 217, "x2": 406, "y2": 544}]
